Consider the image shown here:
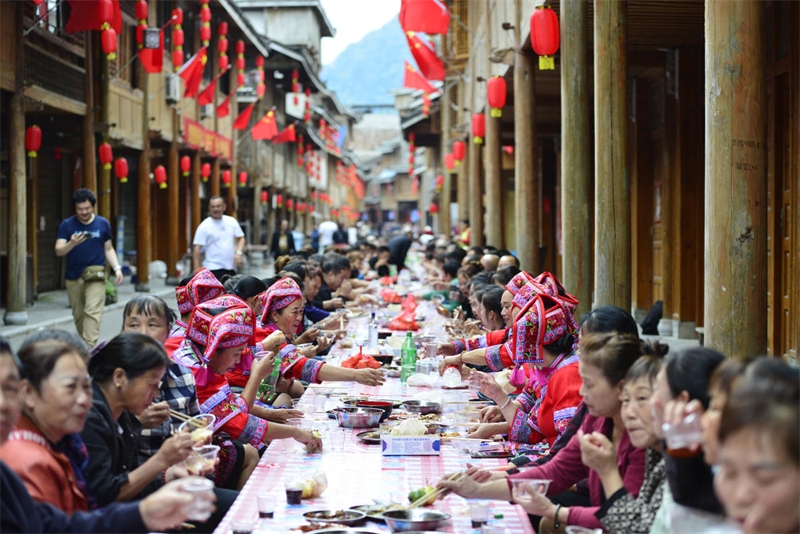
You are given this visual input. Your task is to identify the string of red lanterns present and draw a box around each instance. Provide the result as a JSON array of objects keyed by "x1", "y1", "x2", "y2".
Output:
[
  {"x1": 217, "y1": 21, "x2": 228, "y2": 71},
  {"x1": 172, "y1": 8, "x2": 184, "y2": 70},
  {"x1": 199, "y1": 0, "x2": 211, "y2": 47},
  {"x1": 135, "y1": 0, "x2": 148, "y2": 49},
  {"x1": 98, "y1": 0, "x2": 117, "y2": 60},
  {"x1": 236, "y1": 40, "x2": 246, "y2": 86}
]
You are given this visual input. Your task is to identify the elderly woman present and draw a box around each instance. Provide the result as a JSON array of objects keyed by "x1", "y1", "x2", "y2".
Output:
[{"x1": 0, "y1": 333, "x2": 95, "y2": 513}]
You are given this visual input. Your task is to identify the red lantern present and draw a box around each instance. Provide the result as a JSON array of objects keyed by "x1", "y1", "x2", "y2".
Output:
[
  {"x1": 444, "y1": 153, "x2": 455, "y2": 172},
  {"x1": 201, "y1": 162, "x2": 211, "y2": 182},
  {"x1": 173, "y1": 49, "x2": 184, "y2": 70},
  {"x1": 286, "y1": 199, "x2": 294, "y2": 211},
  {"x1": 530, "y1": 6, "x2": 560, "y2": 70},
  {"x1": 25, "y1": 125, "x2": 41, "y2": 158},
  {"x1": 135, "y1": 0, "x2": 148, "y2": 23},
  {"x1": 199, "y1": 25, "x2": 211, "y2": 45},
  {"x1": 260, "y1": 190, "x2": 268, "y2": 205},
  {"x1": 221, "y1": 170, "x2": 231, "y2": 186},
  {"x1": 218, "y1": 38, "x2": 228, "y2": 54},
  {"x1": 435, "y1": 174, "x2": 444, "y2": 193},
  {"x1": 172, "y1": 7, "x2": 183, "y2": 25},
  {"x1": 430, "y1": 202, "x2": 439, "y2": 214},
  {"x1": 101, "y1": 28, "x2": 117, "y2": 60},
  {"x1": 237, "y1": 73, "x2": 245, "y2": 86},
  {"x1": 180, "y1": 155, "x2": 191, "y2": 177},
  {"x1": 472, "y1": 113, "x2": 485, "y2": 144},
  {"x1": 136, "y1": 24, "x2": 145, "y2": 46},
  {"x1": 98, "y1": 142, "x2": 113, "y2": 170},
  {"x1": 309, "y1": 204, "x2": 315, "y2": 213},
  {"x1": 453, "y1": 140, "x2": 466, "y2": 164},
  {"x1": 98, "y1": 0, "x2": 113, "y2": 28},
  {"x1": 114, "y1": 158, "x2": 129, "y2": 183},
  {"x1": 154, "y1": 165, "x2": 167, "y2": 189},
  {"x1": 236, "y1": 56, "x2": 245, "y2": 71},
  {"x1": 199, "y1": 5, "x2": 211, "y2": 23},
  {"x1": 487, "y1": 76, "x2": 507, "y2": 118},
  {"x1": 276, "y1": 194, "x2": 283, "y2": 208},
  {"x1": 238, "y1": 171, "x2": 247, "y2": 187},
  {"x1": 219, "y1": 55, "x2": 229, "y2": 72},
  {"x1": 256, "y1": 56, "x2": 264, "y2": 68},
  {"x1": 256, "y1": 83, "x2": 265, "y2": 98},
  {"x1": 217, "y1": 22, "x2": 228, "y2": 36},
  {"x1": 172, "y1": 28, "x2": 184, "y2": 48},
  {"x1": 236, "y1": 40, "x2": 245, "y2": 55}
]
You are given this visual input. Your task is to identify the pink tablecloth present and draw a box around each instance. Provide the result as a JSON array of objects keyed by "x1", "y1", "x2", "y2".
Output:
[{"x1": 213, "y1": 308, "x2": 534, "y2": 534}]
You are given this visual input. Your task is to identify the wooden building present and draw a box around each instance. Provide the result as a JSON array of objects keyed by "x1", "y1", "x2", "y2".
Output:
[{"x1": 403, "y1": 0, "x2": 799, "y2": 361}]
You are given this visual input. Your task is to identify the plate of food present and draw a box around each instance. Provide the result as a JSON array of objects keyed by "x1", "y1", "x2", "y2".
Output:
[
  {"x1": 349, "y1": 503, "x2": 406, "y2": 522},
  {"x1": 302, "y1": 509, "x2": 366, "y2": 525},
  {"x1": 355, "y1": 430, "x2": 382, "y2": 444}
]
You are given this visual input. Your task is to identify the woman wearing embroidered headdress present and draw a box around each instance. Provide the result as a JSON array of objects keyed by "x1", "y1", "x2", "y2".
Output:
[
  {"x1": 228, "y1": 277, "x2": 385, "y2": 393},
  {"x1": 165, "y1": 269, "x2": 225, "y2": 353},
  {"x1": 171, "y1": 295, "x2": 321, "y2": 452}
]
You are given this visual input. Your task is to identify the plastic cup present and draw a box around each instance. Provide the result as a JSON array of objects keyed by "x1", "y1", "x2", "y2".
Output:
[
  {"x1": 469, "y1": 500, "x2": 491, "y2": 528},
  {"x1": 329, "y1": 429, "x2": 346, "y2": 451},
  {"x1": 565, "y1": 528, "x2": 604, "y2": 534},
  {"x1": 178, "y1": 414, "x2": 216, "y2": 444},
  {"x1": 231, "y1": 519, "x2": 255, "y2": 534},
  {"x1": 182, "y1": 478, "x2": 215, "y2": 521},
  {"x1": 425, "y1": 343, "x2": 438, "y2": 360},
  {"x1": 257, "y1": 494, "x2": 276, "y2": 519},
  {"x1": 183, "y1": 444, "x2": 219, "y2": 473},
  {"x1": 291, "y1": 399, "x2": 301, "y2": 408},
  {"x1": 313, "y1": 394, "x2": 327, "y2": 411},
  {"x1": 509, "y1": 478, "x2": 551, "y2": 496},
  {"x1": 284, "y1": 480, "x2": 304, "y2": 505},
  {"x1": 663, "y1": 413, "x2": 703, "y2": 455}
]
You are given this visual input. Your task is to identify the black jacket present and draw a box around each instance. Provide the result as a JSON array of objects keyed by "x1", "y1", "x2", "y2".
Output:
[
  {"x1": 0, "y1": 461, "x2": 146, "y2": 533},
  {"x1": 270, "y1": 230, "x2": 296, "y2": 257}
]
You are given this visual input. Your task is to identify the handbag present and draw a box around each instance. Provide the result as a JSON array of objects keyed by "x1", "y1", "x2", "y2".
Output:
[{"x1": 81, "y1": 265, "x2": 107, "y2": 283}]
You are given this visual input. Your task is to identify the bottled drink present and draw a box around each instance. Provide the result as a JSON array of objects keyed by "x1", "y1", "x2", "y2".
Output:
[
  {"x1": 368, "y1": 312, "x2": 379, "y2": 350},
  {"x1": 442, "y1": 365, "x2": 462, "y2": 388},
  {"x1": 258, "y1": 351, "x2": 282, "y2": 397},
  {"x1": 400, "y1": 332, "x2": 417, "y2": 384}
]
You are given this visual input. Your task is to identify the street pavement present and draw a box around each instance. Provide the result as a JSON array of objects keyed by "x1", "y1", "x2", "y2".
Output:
[{"x1": 0, "y1": 257, "x2": 274, "y2": 351}]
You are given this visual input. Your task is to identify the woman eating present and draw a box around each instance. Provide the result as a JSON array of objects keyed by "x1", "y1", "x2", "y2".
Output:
[{"x1": 166, "y1": 268, "x2": 225, "y2": 352}]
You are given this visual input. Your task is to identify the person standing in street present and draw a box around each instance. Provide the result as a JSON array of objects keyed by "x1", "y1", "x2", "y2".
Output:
[
  {"x1": 317, "y1": 219, "x2": 338, "y2": 252},
  {"x1": 54, "y1": 188, "x2": 124, "y2": 347},
  {"x1": 192, "y1": 196, "x2": 246, "y2": 281},
  {"x1": 270, "y1": 219, "x2": 296, "y2": 258}
]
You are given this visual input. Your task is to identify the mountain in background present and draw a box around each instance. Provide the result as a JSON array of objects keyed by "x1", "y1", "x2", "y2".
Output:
[{"x1": 321, "y1": 17, "x2": 413, "y2": 107}]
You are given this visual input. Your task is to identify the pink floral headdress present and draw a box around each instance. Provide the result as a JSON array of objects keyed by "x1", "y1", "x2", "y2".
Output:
[
  {"x1": 187, "y1": 295, "x2": 254, "y2": 363},
  {"x1": 258, "y1": 277, "x2": 304, "y2": 326},
  {"x1": 183, "y1": 268, "x2": 224, "y2": 314}
]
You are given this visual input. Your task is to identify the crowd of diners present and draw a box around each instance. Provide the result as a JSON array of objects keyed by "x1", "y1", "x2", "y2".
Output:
[{"x1": 0, "y1": 228, "x2": 797, "y2": 534}]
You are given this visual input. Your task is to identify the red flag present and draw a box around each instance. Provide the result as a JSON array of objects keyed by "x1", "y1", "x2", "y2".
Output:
[
  {"x1": 399, "y1": 0, "x2": 450, "y2": 35},
  {"x1": 138, "y1": 29, "x2": 163, "y2": 74},
  {"x1": 403, "y1": 61, "x2": 435, "y2": 93},
  {"x1": 272, "y1": 124, "x2": 297, "y2": 144},
  {"x1": 406, "y1": 31, "x2": 445, "y2": 81},
  {"x1": 178, "y1": 47, "x2": 207, "y2": 99},
  {"x1": 65, "y1": 0, "x2": 122, "y2": 34},
  {"x1": 251, "y1": 110, "x2": 278, "y2": 140},
  {"x1": 198, "y1": 67, "x2": 230, "y2": 106},
  {"x1": 217, "y1": 92, "x2": 233, "y2": 118},
  {"x1": 233, "y1": 101, "x2": 255, "y2": 130}
]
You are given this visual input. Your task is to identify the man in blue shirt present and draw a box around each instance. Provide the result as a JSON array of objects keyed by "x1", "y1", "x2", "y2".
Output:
[{"x1": 55, "y1": 189, "x2": 124, "y2": 347}]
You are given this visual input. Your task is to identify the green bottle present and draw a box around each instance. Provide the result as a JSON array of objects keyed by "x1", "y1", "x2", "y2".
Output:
[
  {"x1": 257, "y1": 351, "x2": 282, "y2": 397},
  {"x1": 400, "y1": 332, "x2": 417, "y2": 384}
]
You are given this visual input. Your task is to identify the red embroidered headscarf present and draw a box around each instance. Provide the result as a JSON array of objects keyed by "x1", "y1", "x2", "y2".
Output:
[
  {"x1": 186, "y1": 295, "x2": 254, "y2": 363},
  {"x1": 257, "y1": 277, "x2": 304, "y2": 326},
  {"x1": 179, "y1": 268, "x2": 224, "y2": 315}
]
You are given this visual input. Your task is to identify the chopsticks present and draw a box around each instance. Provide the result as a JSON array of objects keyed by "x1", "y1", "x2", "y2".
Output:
[
  {"x1": 486, "y1": 463, "x2": 517, "y2": 472},
  {"x1": 181, "y1": 522, "x2": 196, "y2": 529},
  {"x1": 169, "y1": 410, "x2": 206, "y2": 428},
  {"x1": 407, "y1": 472, "x2": 465, "y2": 509}
]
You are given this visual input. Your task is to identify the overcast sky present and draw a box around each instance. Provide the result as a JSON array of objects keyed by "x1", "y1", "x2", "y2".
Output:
[{"x1": 320, "y1": 0, "x2": 401, "y2": 65}]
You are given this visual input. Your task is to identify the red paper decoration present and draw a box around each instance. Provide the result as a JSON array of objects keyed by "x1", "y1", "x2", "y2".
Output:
[
  {"x1": 199, "y1": 0, "x2": 211, "y2": 46},
  {"x1": 172, "y1": 8, "x2": 184, "y2": 71},
  {"x1": 237, "y1": 73, "x2": 245, "y2": 86},
  {"x1": 172, "y1": 6, "x2": 183, "y2": 25},
  {"x1": 25, "y1": 125, "x2": 41, "y2": 158},
  {"x1": 260, "y1": 190, "x2": 268, "y2": 205},
  {"x1": 217, "y1": 22, "x2": 228, "y2": 36},
  {"x1": 173, "y1": 49, "x2": 184, "y2": 70},
  {"x1": 180, "y1": 155, "x2": 191, "y2": 176},
  {"x1": 154, "y1": 165, "x2": 167, "y2": 189},
  {"x1": 256, "y1": 83, "x2": 265, "y2": 98},
  {"x1": 219, "y1": 55, "x2": 229, "y2": 72},
  {"x1": 487, "y1": 76, "x2": 507, "y2": 118},
  {"x1": 201, "y1": 162, "x2": 211, "y2": 182},
  {"x1": 435, "y1": 174, "x2": 444, "y2": 193},
  {"x1": 221, "y1": 170, "x2": 231, "y2": 186},
  {"x1": 236, "y1": 56, "x2": 245, "y2": 71},
  {"x1": 444, "y1": 153, "x2": 455, "y2": 172},
  {"x1": 256, "y1": 56, "x2": 264, "y2": 68},
  {"x1": 238, "y1": 171, "x2": 247, "y2": 187},
  {"x1": 114, "y1": 158, "x2": 128, "y2": 183},
  {"x1": 101, "y1": 28, "x2": 117, "y2": 60},
  {"x1": 472, "y1": 113, "x2": 485, "y2": 144},
  {"x1": 530, "y1": 6, "x2": 559, "y2": 70},
  {"x1": 135, "y1": 0, "x2": 148, "y2": 22},
  {"x1": 199, "y1": 25, "x2": 211, "y2": 45},
  {"x1": 276, "y1": 194, "x2": 283, "y2": 208},
  {"x1": 172, "y1": 28, "x2": 184, "y2": 47},
  {"x1": 98, "y1": 142, "x2": 113, "y2": 170},
  {"x1": 286, "y1": 199, "x2": 294, "y2": 211},
  {"x1": 218, "y1": 37, "x2": 228, "y2": 54},
  {"x1": 98, "y1": 0, "x2": 113, "y2": 27},
  {"x1": 453, "y1": 140, "x2": 465, "y2": 164},
  {"x1": 430, "y1": 202, "x2": 439, "y2": 214}
]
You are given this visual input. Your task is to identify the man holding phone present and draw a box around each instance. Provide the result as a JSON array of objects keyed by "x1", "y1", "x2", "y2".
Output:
[{"x1": 55, "y1": 188, "x2": 123, "y2": 347}]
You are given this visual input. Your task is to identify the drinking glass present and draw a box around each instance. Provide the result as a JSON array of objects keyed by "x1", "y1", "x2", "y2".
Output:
[{"x1": 182, "y1": 478, "x2": 214, "y2": 521}]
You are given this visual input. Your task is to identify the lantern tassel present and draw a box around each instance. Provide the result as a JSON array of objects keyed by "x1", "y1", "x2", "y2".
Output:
[
  {"x1": 473, "y1": 136, "x2": 483, "y2": 145},
  {"x1": 491, "y1": 108, "x2": 502, "y2": 118},
  {"x1": 106, "y1": 52, "x2": 116, "y2": 60},
  {"x1": 202, "y1": 177, "x2": 209, "y2": 183},
  {"x1": 539, "y1": 56, "x2": 555, "y2": 70},
  {"x1": 159, "y1": 182, "x2": 168, "y2": 189},
  {"x1": 103, "y1": 163, "x2": 112, "y2": 170},
  {"x1": 120, "y1": 177, "x2": 128, "y2": 183},
  {"x1": 28, "y1": 150, "x2": 37, "y2": 158}
]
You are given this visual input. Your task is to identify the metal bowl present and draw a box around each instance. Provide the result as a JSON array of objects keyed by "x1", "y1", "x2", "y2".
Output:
[
  {"x1": 423, "y1": 422, "x2": 449, "y2": 435},
  {"x1": 381, "y1": 509, "x2": 451, "y2": 532},
  {"x1": 334, "y1": 407, "x2": 384, "y2": 428},
  {"x1": 402, "y1": 401, "x2": 442, "y2": 415},
  {"x1": 303, "y1": 509, "x2": 367, "y2": 525},
  {"x1": 355, "y1": 401, "x2": 393, "y2": 421}
]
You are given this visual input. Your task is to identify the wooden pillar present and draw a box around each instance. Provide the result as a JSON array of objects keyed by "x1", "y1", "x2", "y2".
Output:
[
  {"x1": 484, "y1": 105, "x2": 503, "y2": 248},
  {"x1": 593, "y1": 0, "x2": 630, "y2": 309},
  {"x1": 226, "y1": 175, "x2": 236, "y2": 219},
  {"x1": 4, "y1": 2, "x2": 28, "y2": 325},
  {"x1": 98, "y1": 54, "x2": 111, "y2": 219},
  {"x1": 191, "y1": 152, "x2": 201, "y2": 237},
  {"x1": 136, "y1": 72, "x2": 151, "y2": 292},
  {"x1": 83, "y1": 36, "x2": 97, "y2": 193},
  {"x1": 26, "y1": 149, "x2": 39, "y2": 297},
  {"x1": 704, "y1": 0, "x2": 767, "y2": 356},
  {"x1": 166, "y1": 135, "x2": 180, "y2": 283},
  {"x1": 441, "y1": 165, "x2": 452, "y2": 236},
  {"x1": 211, "y1": 159, "x2": 221, "y2": 199},
  {"x1": 457, "y1": 154, "x2": 469, "y2": 223},
  {"x1": 561, "y1": 0, "x2": 592, "y2": 314},
  {"x1": 514, "y1": 49, "x2": 538, "y2": 272},
  {"x1": 468, "y1": 137, "x2": 484, "y2": 248}
]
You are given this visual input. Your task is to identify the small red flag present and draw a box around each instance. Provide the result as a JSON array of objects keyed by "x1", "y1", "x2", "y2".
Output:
[
  {"x1": 178, "y1": 47, "x2": 207, "y2": 99},
  {"x1": 217, "y1": 92, "x2": 233, "y2": 118},
  {"x1": 198, "y1": 67, "x2": 229, "y2": 106},
  {"x1": 272, "y1": 124, "x2": 297, "y2": 144},
  {"x1": 403, "y1": 61, "x2": 435, "y2": 93},
  {"x1": 65, "y1": 0, "x2": 122, "y2": 34},
  {"x1": 233, "y1": 101, "x2": 255, "y2": 130},
  {"x1": 251, "y1": 110, "x2": 278, "y2": 140},
  {"x1": 138, "y1": 30, "x2": 163, "y2": 74},
  {"x1": 399, "y1": 0, "x2": 450, "y2": 35},
  {"x1": 406, "y1": 32, "x2": 445, "y2": 81}
]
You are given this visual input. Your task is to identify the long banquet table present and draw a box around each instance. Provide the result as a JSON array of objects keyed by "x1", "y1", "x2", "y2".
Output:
[{"x1": 213, "y1": 305, "x2": 535, "y2": 534}]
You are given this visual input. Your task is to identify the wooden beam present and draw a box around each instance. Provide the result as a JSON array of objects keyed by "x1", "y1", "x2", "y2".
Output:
[
  {"x1": 211, "y1": 158, "x2": 221, "y2": 199},
  {"x1": 704, "y1": 0, "x2": 767, "y2": 356},
  {"x1": 561, "y1": 0, "x2": 592, "y2": 315},
  {"x1": 166, "y1": 133, "x2": 180, "y2": 283},
  {"x1": 98, "y1": 53, "x2": 111, "y2": 220},
  {"x1": 4, "y1": 1, "x2": 28, "y2": 325},
  {"x1": 514, "y1": 49, "x2": 538, "y2": 273},
  {"x1": 191, "y1": 151, "x2": 201, "y2": 246},
  {"x1": 136, "y1": 62, "x2": 151, "y2": 292},
  {"x1": 83, "y1": 35, "x2": 96, "y2": 193},
  {"x1": 484, "y1": 105, "x2": 503, "y2": 248},
  {"x1": 594, "y1": 0, "x2": 631, "y2": 309}
]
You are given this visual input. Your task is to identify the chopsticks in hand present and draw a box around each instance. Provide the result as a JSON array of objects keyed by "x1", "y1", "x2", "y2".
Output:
[
  {"x1": 407, "y1": 472, "x2": 465, "y2": 509},
  {"x1": 169, "y1": 410, "x2": 205, "y2": 428}
]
